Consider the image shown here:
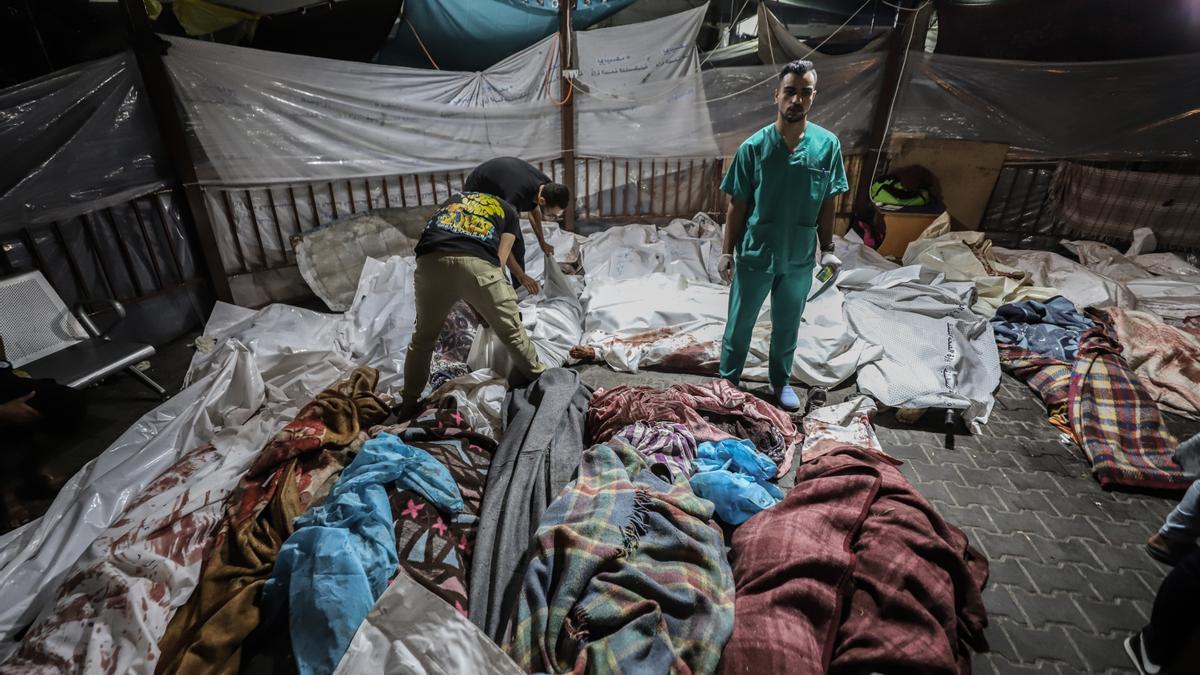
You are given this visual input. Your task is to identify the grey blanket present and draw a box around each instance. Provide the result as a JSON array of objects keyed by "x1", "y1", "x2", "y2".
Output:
[{"x1": 468, "y1": 367, "x2": 592, "y2": 642}]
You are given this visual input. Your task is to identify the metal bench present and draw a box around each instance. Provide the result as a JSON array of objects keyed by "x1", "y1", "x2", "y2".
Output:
[{"x1": 0, "y1": 271, "x2": 167, "y2": 398}]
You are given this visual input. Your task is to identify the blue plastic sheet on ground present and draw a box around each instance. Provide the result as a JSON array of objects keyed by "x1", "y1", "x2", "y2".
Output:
[
  {"x1": 263, "y1": 432, "x2": 464, "y2": 675},
  {"x1": 689, "y1": 439, "x2": 784, "y2": 525}
]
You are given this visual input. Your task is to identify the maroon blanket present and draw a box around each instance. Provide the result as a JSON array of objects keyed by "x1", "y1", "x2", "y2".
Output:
[{"x1": 719, "y1": 444, "x2": 989, "y2": 675}]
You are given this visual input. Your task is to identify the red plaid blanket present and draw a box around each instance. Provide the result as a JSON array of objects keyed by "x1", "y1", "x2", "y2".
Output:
[{"x1": 999, "y1": 322, "x2": 1187, "y2": 490}]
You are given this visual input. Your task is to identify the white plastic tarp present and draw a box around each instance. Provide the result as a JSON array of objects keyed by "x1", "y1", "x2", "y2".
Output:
[
  {"x1": 4, "y1": 400, "x2": 306, "y2": 674},
  {"x1": 578, "y1": 218, "x2": 723, "y2": 284},
  {"x1": 903, "y1": 228, "x2": 1058, "y2": 317},
  {"x1": 0, "y1": 344, "x2": 271, "y2": 658},
  {"x1": 572, "y1": 5, "x2": 719, "y2": 158},
  {"x1": 576, "y1": 219, "x2": 881, "y2": 387},
  {"x1": 467, "y1": 249, "x2": 584, "y2": 376},
  {"x1": 575, "y1": 4, "x2": 706, "y2": 91},
  {"x1": 990, "y1": 247, "x2": 1138, "y2": 311},
  {"x1": 0, "y1": 52, "x2": 169, "y2": 230},
  {"x1": 839, "y1": 265, "x2": 1002, "y2": 430},
  {"x1": 0, "y1": 256, "x2": 419, "y2": 662},
  {"x1": 1059, "y1": 236, "x2": 1200, "y2": 320},
  {"x1": 165, "y1": 35, "x2": 563, "y2": 184},
  {"x1": 165, "y1": 5, "x2": 722, "y2": 186},
  {"x1": 333, "y1": 567, "x2": 524, "y2": 675},
  {"x1": 579, "y1": 269, "x2": 882, "y2": 387},
  {"x1": 427, "y1": 369, "x2": 507, "y2": 440}
]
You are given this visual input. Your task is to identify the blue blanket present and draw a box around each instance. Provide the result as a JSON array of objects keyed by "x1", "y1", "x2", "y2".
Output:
[
  {"x1": 992, "y1": 296, "x2": 1094, "y2": 361},
  {"x1": 263, "y1": 433, "x2": 464, "y2": 675}
]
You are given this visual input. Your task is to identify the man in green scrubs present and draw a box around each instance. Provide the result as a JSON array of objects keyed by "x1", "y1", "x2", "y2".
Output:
[{"x1": 717, "y1": 59, "x2": 848, "y2": 411}]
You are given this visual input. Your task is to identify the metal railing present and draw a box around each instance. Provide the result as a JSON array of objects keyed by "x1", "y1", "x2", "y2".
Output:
[
  {"x1": 202, "y1": 157, "x2": 733, "y2": 283},
  {"x1": 0, "y1": 189, "x2": 204, "y2": 309}
]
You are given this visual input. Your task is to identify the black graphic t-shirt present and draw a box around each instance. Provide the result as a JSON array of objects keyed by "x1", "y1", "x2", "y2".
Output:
[
  {"x1": 464, "y1": 157, "x2": 550, "y2": 213},
  {"x1": 415, "y1": 192, "x2": 521, "y2": 268}
]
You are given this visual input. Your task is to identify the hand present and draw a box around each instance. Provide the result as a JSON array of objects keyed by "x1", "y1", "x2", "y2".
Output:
[
  {"x1": 717, "y1": 253, "x2": 734, "y2": 284},
  {"x1": 540, "y1": 241, "x2": 555, "y2": 257},
  {"x1": 0, "y1": 392, "x2": 40, "y2": 427},
  {"x1": 520, "y1": 274, "x2": 542, "y2": 296},
  {"x1": 820, "y1": 252, "x2": 842, "y2": 274}
]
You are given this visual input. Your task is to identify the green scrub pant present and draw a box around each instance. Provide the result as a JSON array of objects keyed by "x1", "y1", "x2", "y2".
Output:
[{"x1": 719, "y1": 264, "x2": 813, "y2": 391}]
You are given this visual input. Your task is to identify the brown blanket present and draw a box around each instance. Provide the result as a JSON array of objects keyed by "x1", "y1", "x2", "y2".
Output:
[
  {"x1": 155, "y1": 368, "x2": 388, "y2": 675},
  {"x1": 719, "y1": 444, "x2": 989, "y2": 675}
]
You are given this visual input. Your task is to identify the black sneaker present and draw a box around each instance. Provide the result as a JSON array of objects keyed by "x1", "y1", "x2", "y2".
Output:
[{"x1": 1124, "y1": 631, "x2": 1162, "y2": 675}]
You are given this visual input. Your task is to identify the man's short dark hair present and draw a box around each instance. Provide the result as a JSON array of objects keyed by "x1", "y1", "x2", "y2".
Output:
[
  {"x1": 541, "y1": 182, "x2": 571, "y2": 210},
  {"x1": 778, "y1": 59, "x2": 817, "y2": 85}
]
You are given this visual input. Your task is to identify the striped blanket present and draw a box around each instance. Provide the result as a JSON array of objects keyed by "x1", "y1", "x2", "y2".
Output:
[
  {"x1": 999, "y1": 321, "x2": 1187, "y2": 490},
  {"x1": 510, "y1": 439, "x2": 734, "y2": 674}
]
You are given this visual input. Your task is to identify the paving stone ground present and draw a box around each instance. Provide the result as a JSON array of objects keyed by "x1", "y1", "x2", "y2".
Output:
[
  {"x1": 22, "y1": 355, "x2": 1196, "y2": 673},
  {"x1": 871, "y1": 375, "x2": 1197, "y2": 675},
  {"x1": 578, "y1": 366, "x2": 1199, "y2": 675}
]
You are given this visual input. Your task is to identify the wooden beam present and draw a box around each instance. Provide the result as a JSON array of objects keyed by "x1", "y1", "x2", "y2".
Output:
[
  {"x1": 118, "y1": 0, "x2": 234, "y2": 303},
  {"x1": 558, "y1": 2, "x2": 577, "y2": 232}
]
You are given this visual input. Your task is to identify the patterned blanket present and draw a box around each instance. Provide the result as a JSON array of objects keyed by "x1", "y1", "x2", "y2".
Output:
[
  {"x1": 373, "y1": 401, "x2": 495, "y2": 615},
  {"x1": 1106, "y1": 307, "x2": 1200, "y2": 419},
  {"x1": 587, "y1": 380, "x2": 801, "y2": 475},
  {"x1": 999, "y1": 321, "x2": 1187, "y2": 490},
  {"x1": 155, "y1": 369, "x2": 389, "y2": 674},
  {"x1": 510, "y1": 439, "x2": 735, "y2": 675},
  {"x1": 719, "y1": 445, "x2": 989, "y2": 675}
]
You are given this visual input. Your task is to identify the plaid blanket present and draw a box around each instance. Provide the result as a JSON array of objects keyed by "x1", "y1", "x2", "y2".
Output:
[
  {"x1": 999, "y1": 322, "x2": 1187, "y2": 490},
  {"x1": 588, "y1": 380, "x2": 801, "y2": 475},
  {"x1": 719, "y1": 445, "x2": 988, "y2": 675},
  {"x1": 509, "y1": 439, "x2": 735, "y2": 674}
]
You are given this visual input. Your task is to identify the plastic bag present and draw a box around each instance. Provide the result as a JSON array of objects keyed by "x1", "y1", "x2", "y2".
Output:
[{"x1": 689, "y1": 439, "x2": 784, "y2": 525}]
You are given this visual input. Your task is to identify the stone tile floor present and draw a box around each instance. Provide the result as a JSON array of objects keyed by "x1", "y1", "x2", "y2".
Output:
[
  {"x1": 578, "y1": 365, "x2": 1199, "y2": 675},
  {"x1": 15, "y1": 352, "x2": 1198, "y2": 673},
  {"x1": 873, "y1": 375, "x2": 1196, "y2": 675}
]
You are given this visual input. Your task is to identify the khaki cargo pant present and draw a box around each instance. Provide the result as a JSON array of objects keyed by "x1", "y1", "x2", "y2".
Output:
[{"x1": 402, "y1": 252, "x2": 545, "y2": 403}]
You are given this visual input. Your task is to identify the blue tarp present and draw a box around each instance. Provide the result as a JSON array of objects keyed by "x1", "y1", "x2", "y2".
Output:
[{"x1": 380, "y1": 0, "x2": 638, "y2": 71}]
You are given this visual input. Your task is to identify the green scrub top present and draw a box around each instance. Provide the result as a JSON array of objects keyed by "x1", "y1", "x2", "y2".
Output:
[{"x1": 720, "y1": 121, "x2": 849, "y2": 273}]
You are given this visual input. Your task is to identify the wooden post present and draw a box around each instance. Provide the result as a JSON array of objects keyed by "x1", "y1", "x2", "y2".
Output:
[
  {"x1": 558, "y1": 2, "x2": 577, "y2": 232},
  {"x1": 851, "y1": 0, "x2": 933, "y2": 221},
  {"x1": 118, "y1": 0, "x2": 234, "y2": 303}
]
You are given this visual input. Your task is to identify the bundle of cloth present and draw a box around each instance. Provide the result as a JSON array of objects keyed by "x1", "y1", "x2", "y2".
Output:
[
  {"x1": 718, "y1": 444, "x2": 989, "y2": 675},
  {"x1": 1060, "y1": 228, "x2": 1200, "y2": 320},
  {"x1": 508, "y1": 438, "x2": 735, "y2": 674},
  {"x1": 252, "y1": 398, "x2": 496, "y2": 675},
  {"x1": 902, "y1": 215, "x2": 1058, "y2": 316},
  {"x1": 799, "y1": 395, "x2": 886, "y2": 460},
  {"x1": 587, "y1": 379, "x2": 802, "y2": 477},
  {"x1": 0, "y1": 254, "x2": 423, "y2": 669},
  {"x1": 993, "y1": 298, "x2": 1189, "y2": 490},
  {"x1": 469, "y1": 368, "x2": 592, "y2": 643},
  {"x1": 469, "y1": 249, "x2": 583, "y2": 376},
  {"x1": 1103, "y1": 307, "x2": 1200, "y2": 420},
  {"x1": 991, "y1": 227, "x2": 1200, "y2": 320},
  {"x1": 154, "y1": 369, "x2": 390, "y2": 673},
  {"x1": 4, "y1": 369, "x2": 384, "y2": 674},
  {"x1": 574, "y1": 219, "x2": 882, "y2": 388}
]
